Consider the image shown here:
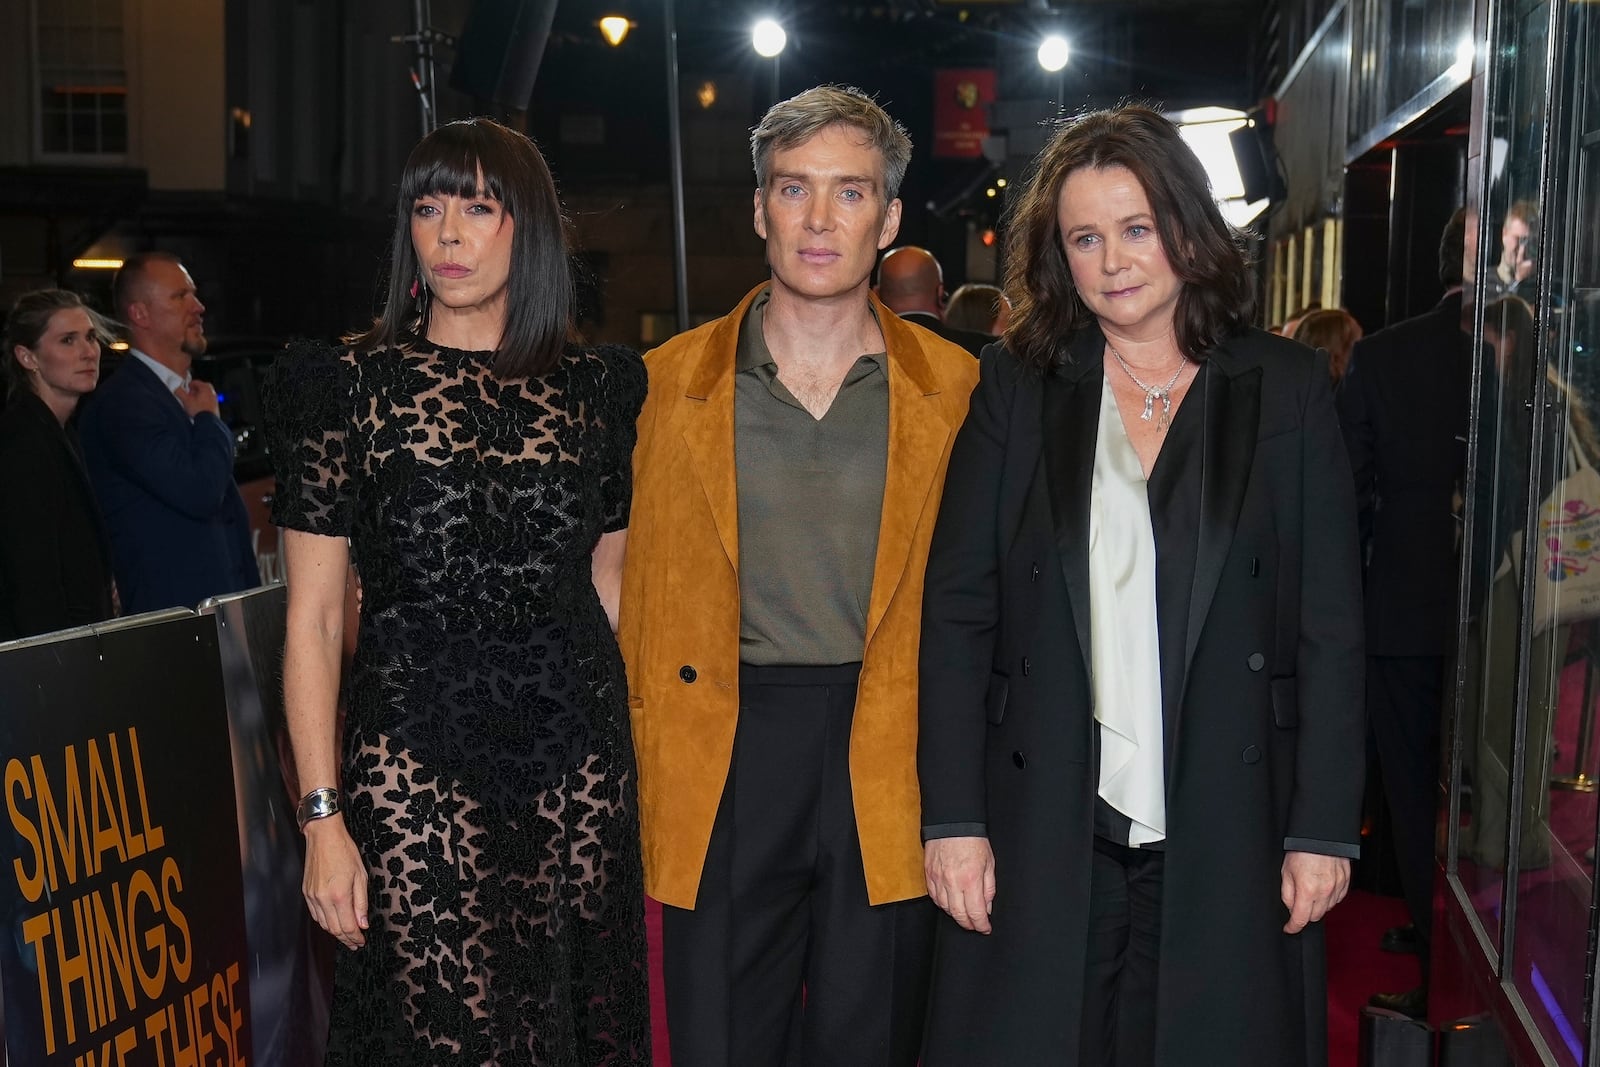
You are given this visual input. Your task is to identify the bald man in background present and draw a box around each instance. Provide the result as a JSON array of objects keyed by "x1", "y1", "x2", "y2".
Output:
[
  {"x1": 876, "y1": 246, "x2": 991, "y2": 356},
  {"x1": 80, "y1": 251, "x2": 258, "y2": 612}
]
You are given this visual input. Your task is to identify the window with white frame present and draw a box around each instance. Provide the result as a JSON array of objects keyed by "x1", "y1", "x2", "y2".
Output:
[{"x1": 34, "y1": 0, "x2": 128, "y2": 156}]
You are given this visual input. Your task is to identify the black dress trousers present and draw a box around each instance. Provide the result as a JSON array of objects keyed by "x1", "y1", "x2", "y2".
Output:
[
  {"x1": 1080, "y1": 836, "x2": 1165, "y2": 1067},
  {"x1": 1368, "y1": 655, "x2": 1444, "y2": 975},
  {"x1": 661, "y1": 663, "x2": 935, "y2": 1067}
]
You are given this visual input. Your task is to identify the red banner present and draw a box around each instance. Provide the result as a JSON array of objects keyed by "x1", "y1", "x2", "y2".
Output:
[{"x1": 933, "y1": 69, "x2": 996, "y2": 159}]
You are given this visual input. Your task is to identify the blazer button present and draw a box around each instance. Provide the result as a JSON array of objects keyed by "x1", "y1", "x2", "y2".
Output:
[
  {"x1": 1247, "y1": 652, "x2": 1265, "y2": 672},
  {"x1": 1242, "y1": 745, "x2": 1262, "y2": 764},
  {"x1": 1013, "y1": 751, "x2": 1027, "y2": 769},
  {"x1": 1022, "y1": 656, "x2": 1031, "y2": 676},
  {"x1": 1030, "y1": 563, "x2": 1040, "y2": 583},
  {"x1": 679, "y1": 665, "x2": 697, "y2": 683}
]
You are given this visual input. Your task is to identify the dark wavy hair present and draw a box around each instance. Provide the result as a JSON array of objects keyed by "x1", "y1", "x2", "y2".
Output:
[
  {"x1": 1001, "y1": 104, "x2": 1255, "y2": 371},
  {"x1": 351, "y1": 117, "x2": 572, "y2": 378}
]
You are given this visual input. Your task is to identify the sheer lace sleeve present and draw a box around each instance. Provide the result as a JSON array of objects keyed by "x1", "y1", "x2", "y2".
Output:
[
  {"x1": 264, "y1": 341, "x2": 356, "y2": 537},
  {"x1": 591, "y1": 343, "x2": 646, "y2": 533}
]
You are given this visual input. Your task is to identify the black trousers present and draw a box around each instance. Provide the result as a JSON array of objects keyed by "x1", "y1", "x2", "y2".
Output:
[
  {"x1": 661, "y1": 663, "x2": 934, "y2": 1067},
  {"x1": 1080, "y1": 836, "x2": 1164, "y2": 1067},
  {"x1": 1369, "y1": 655, "x2": 1444, "y2": 977}
]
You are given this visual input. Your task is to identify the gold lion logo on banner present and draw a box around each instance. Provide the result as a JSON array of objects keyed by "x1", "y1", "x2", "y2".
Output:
[{"x1": 954, "y1": 81, "x2": 979, "y2": 109}]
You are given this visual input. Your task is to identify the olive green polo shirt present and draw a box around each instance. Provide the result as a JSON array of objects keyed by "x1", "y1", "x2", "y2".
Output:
[{"x1": 735, "y1": 289, "x2": 889, "y2": 666}]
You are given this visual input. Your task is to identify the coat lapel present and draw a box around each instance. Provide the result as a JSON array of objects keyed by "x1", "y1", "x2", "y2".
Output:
[
  {"x1": 1183, "y1": 344, "x2": 1262, "y2": 673},
  {"x1": 1043, "y1": 328, "x2": 1106, "y2": 677},
  {"x1": 864, "y1": 300, "x2": 954, "y2": 646},
  {"x1": 678, "y1": 289, "x2": 759, "y2": 572}
]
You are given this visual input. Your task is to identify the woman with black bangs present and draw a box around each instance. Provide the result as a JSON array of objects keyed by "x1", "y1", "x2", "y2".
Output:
[
  {"x1": 266, "y1": 117, "x2": 650, "y2": 1064},
  {"x1": 918, "y1": 105, "x2": 1364, "y2": 1065}
]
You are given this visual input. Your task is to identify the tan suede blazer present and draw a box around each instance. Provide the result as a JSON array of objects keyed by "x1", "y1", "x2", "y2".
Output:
[{"x1": 619, "y1": 284, "x2": 981, "y2": 908}]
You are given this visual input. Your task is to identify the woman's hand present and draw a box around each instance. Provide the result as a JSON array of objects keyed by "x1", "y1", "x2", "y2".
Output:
[
  {"x1": 303, "y1": 814, "x2": 369, "y2": 949},
  {"x1": 1280, "y1": 850, "x2": 1350, "y2": 933},
  {"x1": 925, "y1": 836, "x2": 997, "y2": 934}
]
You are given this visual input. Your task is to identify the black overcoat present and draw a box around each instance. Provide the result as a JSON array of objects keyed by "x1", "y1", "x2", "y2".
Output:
[
  {"x1": 0, "y1": 391, "x2": 116, "y2": 640},
  {"x1": 918, "y1": 325, "x2": 1365, "y2": 1066},
  {"x1": 1335, "y1": 291, "x2": 1473, "y2": 656}
]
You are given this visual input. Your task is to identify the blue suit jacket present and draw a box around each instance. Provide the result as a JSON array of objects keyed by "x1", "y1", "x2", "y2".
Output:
[{"x1": 79, "y1": 355, "x2": 259, "y2": 613}]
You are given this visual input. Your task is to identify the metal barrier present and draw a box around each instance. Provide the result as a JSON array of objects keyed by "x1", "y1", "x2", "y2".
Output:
[{"x1": 0, "y1": 586, "x2": 328, "y2": 1066}]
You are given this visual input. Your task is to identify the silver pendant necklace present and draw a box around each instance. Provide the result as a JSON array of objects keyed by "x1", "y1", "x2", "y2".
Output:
[{"x1": 1107, "y1": 342, "x2": 1187, "y2": 431}]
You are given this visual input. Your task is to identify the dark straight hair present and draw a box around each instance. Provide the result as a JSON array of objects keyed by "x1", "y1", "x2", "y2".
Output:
[
  {"x1": 1001, "y1": 103, "x2": 1255, "y2": 372},
  {"x1": 352, "y1": 117, "x2": 573, "y2": 379}
]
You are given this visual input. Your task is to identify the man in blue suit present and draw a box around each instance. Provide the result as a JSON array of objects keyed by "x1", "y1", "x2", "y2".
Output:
[{"x1": 81, "y1": 252, "x2": 258, "y2": 614}]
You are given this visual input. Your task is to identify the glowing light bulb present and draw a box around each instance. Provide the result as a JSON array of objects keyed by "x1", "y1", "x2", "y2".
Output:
[
  {"x1": 599, "y1": 16, "x2": 632, "y2": 47},
  {"x1": 1037, "y1": 35, "x2": 1070, "y2": 73},
  {"x1": 752, "y1": 19, "x2": 787, "y2": 58}
]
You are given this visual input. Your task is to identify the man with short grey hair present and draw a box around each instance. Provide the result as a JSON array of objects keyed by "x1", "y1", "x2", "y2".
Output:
[{"x1": 620, "y1": 85, "x2": 979, "y2": 1065}]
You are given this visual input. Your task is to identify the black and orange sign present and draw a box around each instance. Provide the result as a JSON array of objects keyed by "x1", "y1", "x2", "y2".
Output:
[
  {"x1": 0, "y1": 617, "x2": 251, "y2": 1065},
  {"x1": 933, "y1": 68, "x2": 997, "y2": 159}
]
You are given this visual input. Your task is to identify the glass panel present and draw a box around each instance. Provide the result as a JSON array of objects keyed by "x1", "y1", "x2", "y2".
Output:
[
  {"x1": 95, "y1": 27, "x2": 121, "y2": 67},
  {"x1": 1497, "y1": 4, "x2": 1600, "y2": 1062},
  {"x1": 1513, "y1": 4, "x2": 1600, "y2": 1064},
  {"x1": 101, "y1": 103, "x2": 126, "y2": 154},
  {"x1": 32, "y1": 0, "x2": 125, "y2": 156},
  {"x1": 1456, "y1": 0, "x2": 1554, "y2": 964},
  {"x1": 39, "y1": 109, "x2": 68, "y2": 156}
]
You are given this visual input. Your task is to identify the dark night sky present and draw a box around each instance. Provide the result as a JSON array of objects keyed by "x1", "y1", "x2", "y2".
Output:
[{"x1": 524, "y1": 0, "x2": 1264, "y2": 184}]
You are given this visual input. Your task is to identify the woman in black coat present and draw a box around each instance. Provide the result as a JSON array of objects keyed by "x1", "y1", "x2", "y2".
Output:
[
  {"x1": 918, "y1": 106, "x2": 1365, "y2": 1066},
  {"x1": 0, "y1": 289, "x2": 117, "y2": 640}
]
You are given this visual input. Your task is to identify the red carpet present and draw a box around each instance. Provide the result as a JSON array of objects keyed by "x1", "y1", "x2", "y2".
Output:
[
  {"x1": 1325, "y1": 890, "x2": 1421, "y2": 1066},
  {"x1": 646, "y1": 896, "x2": 671, "y2": 1066},
  {"x1": 647, "y1": 888, "x2": 1416, "y2": 1065}
]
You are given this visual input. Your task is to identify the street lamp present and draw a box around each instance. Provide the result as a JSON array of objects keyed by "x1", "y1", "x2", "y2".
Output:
[
  {"x1": 1037, "y1": 33, "x2": 1070, "y2": 109},
  {"x1": 1037, "y1": 34, "x2": 1070, "y2": 73},
  {"x1": 752, "y1": 18, "x2": 787, "y2": 57},
  {"x1": 752, "y1": 17, "x2": 786, "y2": 102}
]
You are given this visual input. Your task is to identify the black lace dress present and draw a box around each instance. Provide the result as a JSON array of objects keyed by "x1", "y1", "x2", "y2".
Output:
[{"x1": 265, "y1": 339, "x2": 651, "y2": 1066}]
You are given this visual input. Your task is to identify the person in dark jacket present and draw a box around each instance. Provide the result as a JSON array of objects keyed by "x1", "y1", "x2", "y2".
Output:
[
  {"x1": 0, "y1": 289, "x2": 117, "y2": 640},
  {"x1": 918, "y1": 104, "x2": 1364, "y2": 1067},
  {"x1": 78, "y1": 252, "x2": 258, "y2": 613},
  {"x1": 877, "y1": 245, "x2": 994, "y2": 356},
  {"x1": 1335, "y1": 210, "x2": 1473, "y2": 1018}
]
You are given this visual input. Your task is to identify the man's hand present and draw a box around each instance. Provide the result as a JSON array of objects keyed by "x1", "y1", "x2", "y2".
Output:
[
  {"x1": 925, "y1": 836, "x2": 996, "y2": 934},
  {"x1": 176, "y1": 379, "x2": 221, "y2": 419},
  {"x1": 1281, "y1": 851, "x2": 1350, "y2": 933}
]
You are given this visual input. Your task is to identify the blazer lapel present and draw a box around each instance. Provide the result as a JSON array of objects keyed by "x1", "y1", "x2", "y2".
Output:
[
  {"x1": 123, "y1": 352, "x2": 187, "y2": 420},
  {"x1": 1183, "y1": 345, "x2": 1262, "y2": 673},
  {"x1": 1043, "y1": 328, "x2": 1107, "y2": 677},
  {"x1": 864, "y1": 302, "x2": 953, "y2": 646},
  {"x1": 679, "y1": 289, "x2": 759, "y2": 572}
]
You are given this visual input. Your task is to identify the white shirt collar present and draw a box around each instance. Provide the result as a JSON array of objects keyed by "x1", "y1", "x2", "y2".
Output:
[{"x1": 129, "y1": 348, "x2": 191, "y2": 394}]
